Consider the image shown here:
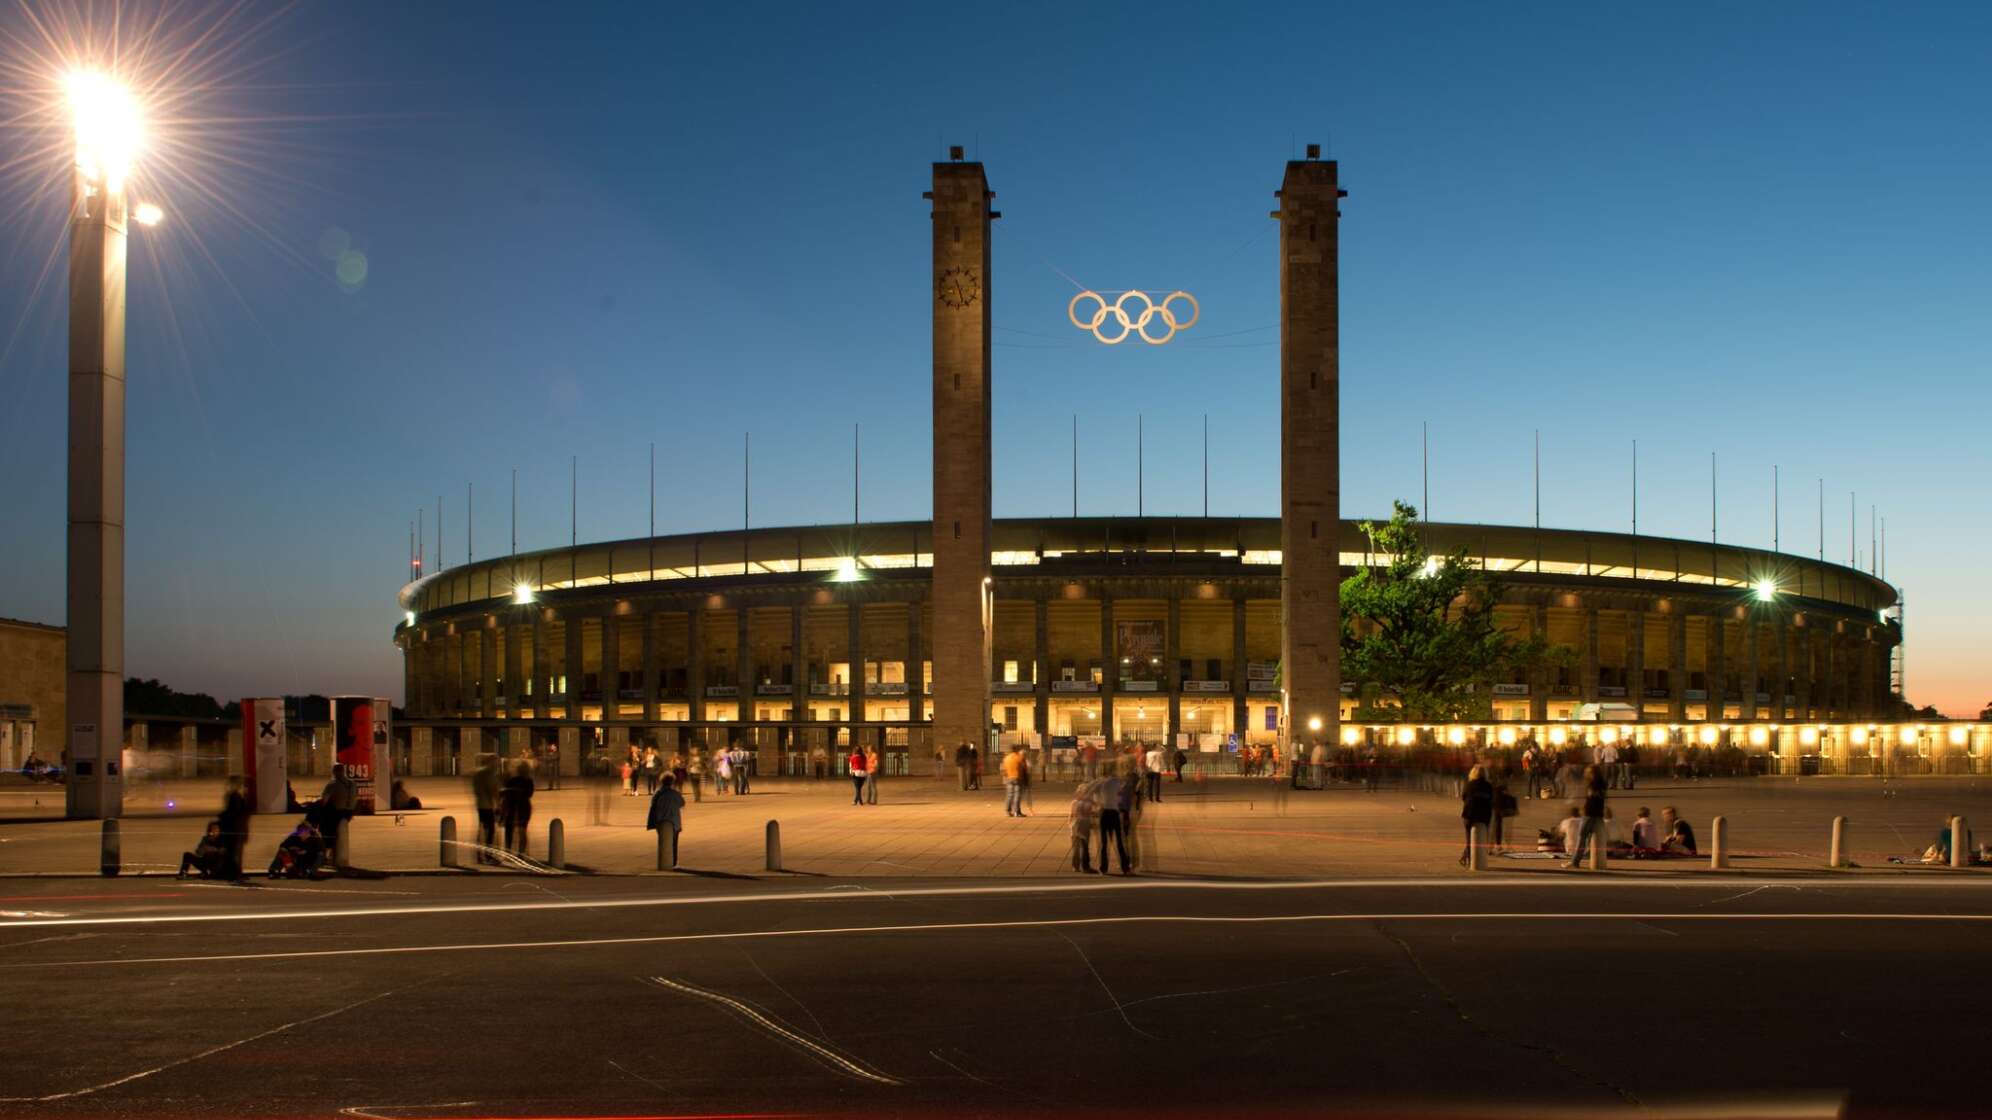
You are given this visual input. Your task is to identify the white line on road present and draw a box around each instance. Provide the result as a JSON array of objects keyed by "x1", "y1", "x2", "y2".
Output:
[
  {"x1": 9, "y1": 910, "x2": 1991, "y2": 969},
  {"x1": 0, "y1": 874, "x2": 1984, "y2": 931}
]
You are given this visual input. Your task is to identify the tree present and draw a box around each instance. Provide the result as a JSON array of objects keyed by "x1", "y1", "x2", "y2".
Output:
[
  {"x1": 123, "y1": 677, "x2": 227, "y2": 720},
  {"x1": 1339, "y1": 500, "x2": 1566, "y2": 721}
]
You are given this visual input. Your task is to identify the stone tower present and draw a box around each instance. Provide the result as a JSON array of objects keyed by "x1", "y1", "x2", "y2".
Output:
[
  {"x1": 1274, "y1": 147, "x2": 1344, "y2": 749},
  {"x1": 927, "y1": 149, "x2": 996, "y2": 755}
]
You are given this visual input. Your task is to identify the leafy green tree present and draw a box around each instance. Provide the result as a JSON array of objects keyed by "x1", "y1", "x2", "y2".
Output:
[{"x1": 1338, "y1": 500, "x2": 1565, "y2": 721}]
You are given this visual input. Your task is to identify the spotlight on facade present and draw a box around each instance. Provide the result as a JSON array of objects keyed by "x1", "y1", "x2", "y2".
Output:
[
  {"x1": 1548, "y1": 726, "x2": 1567, "y2": 746},
  {"x1": 1950, "y1": 725, "x2": 1969, "y2": 747},
  {"x1": 1799, "y1": 726, "x2": 1819, "y2": 747},
  {"x1": 1850, "y1": 726, "x2": 1869, "y2": 746},
  {"x1": 512, "y1": 584, "x2": 535, "y2": 605},
  {"x1": 1700, "y1": 726, "x2": 1720, "y2": 745},
  {"x1": 1306, "y1": 715, "x2": 1323, "y2": 733},
  {"x1": 1497, "y1": 726, "x2": 1516, "y2": 746},
  {"x1": 404, "y1": 610, "x2": 415, "y2": 627},
  {"x1": 1446, "y1": 726, "x2": 1465, "y2": 746},
  {"x1": 834, "y1": 557, "x2": 862, "y2": 583},
  {"x1": 1341, "y1": 726, "x2": 1360, "y2": 746},
  {"x1": 1754, "y1": 579, "x2": 1777, "y2": 602},
  {"x1": 1395, "y1": 726, "x2": 1414, "y2": 746},
  {"x1": 1599, "y1": 727, "x2": 1618, "y2": 745},
  {"x1": 1898, "y1": 725, "x2": 1918, "y2": 746},
  {"x1": 1749, "y1": 726, "x2": 1769, "y2": 747}
]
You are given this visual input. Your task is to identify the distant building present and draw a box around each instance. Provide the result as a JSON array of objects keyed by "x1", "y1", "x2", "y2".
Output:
[{"x1": 0, "y1": 617, "x2": 64, "y2": 769}]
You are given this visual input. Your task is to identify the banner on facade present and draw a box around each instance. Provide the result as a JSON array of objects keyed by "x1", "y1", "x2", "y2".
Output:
[
  {"x1": 242, "y1": 698, "x2": 287, "y2": 814},
  {"x1": 1115, "y1": 620, "x2": 1163, "y2": 668}
]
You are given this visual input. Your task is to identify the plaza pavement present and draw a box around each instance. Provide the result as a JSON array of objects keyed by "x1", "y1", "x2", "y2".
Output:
[{"x1": 2, "y1": 769, "x2": 1988, "y2": 880}]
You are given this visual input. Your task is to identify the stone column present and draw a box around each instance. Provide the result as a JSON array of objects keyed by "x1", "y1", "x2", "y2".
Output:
[
  {"x1": 1274, "y1": 149, "x2": 1345, "y2": 750},
  {"x1": 1165, "y1": 596, "x2": 1182, "y2": 747},
  {"x1": 791, "y1": 601, "x2": 808, "y2": 726},
  {"x1": 602, "y1": 615, "x2": 621, "y2": 722},
  {"x1": 1706, "y1": 614, "x2": 1726, "y2": 718},
  {"x1": 736, "y1": 607, "x2": 754, "y2": 746},
  {"x1": 504, "y1": 621, "x2": 525, "y2": 719},
  {"x1": 927, "y1": 152, "x2": 995, "y2": 755},
  {"x1": 1033, "y1": 597, "x2": 1050, "y2": 745},
  {"x1": 1529, "y1": 603, "x2": 1550, "y2": 722},
  {"x1": 1099, "y1": 592, "x2": 1116, "y2": 744},
  {"x1": 481, "y1": 624, "x2": 498, "y2": 719},
  {"x1": 847, "y1": 599, "x2": 866, "y2": 746},
  {"x1": 402, "y1": 638, "x2": 417, "y2": 719},
  {"x1": 411, "y1": 725, "x2": 434, "y2": 776},
  {"x1": 641, "y1": 612, "x2": 659, "y2": 722},
  {"x1": 178, "y1": 724, "x2": 197, "y2": 778},
  {"x1": 1668, "y1": 612, "x2": 1688, "y2": 722},
  {"x1": 1627, "y1": 608, "x2": 1646, "y2": 715},
  {"x1": 1580, "y1": 608, "x2": 1600, "y2": 701},
  {"x1": 687, "y1": 607, "x2": 705, "y2": 725},
  {"x1": 1776, "y1": 622, "x2": 1792, "y2": 720},
  {"x1": 1742, "y1": 618, "x2": 1761, "y2": 721},
  {"x1": 564, "y1": 615, "x2": 583, "y2": 722},
  {"x1": 1821, "y1": 632, "x2": 1838, "y2": 718},
  {"x1": 1232, "y1": 596, "x2": 1249, "y2": 746},
  {"x1": 531, "y1": 617, "x2": 548, "y2": 718}
]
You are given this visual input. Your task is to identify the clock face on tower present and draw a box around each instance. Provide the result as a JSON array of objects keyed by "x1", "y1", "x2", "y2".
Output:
[{"x1": 937, "y1": 267, "x2": 980, "y2": 308}]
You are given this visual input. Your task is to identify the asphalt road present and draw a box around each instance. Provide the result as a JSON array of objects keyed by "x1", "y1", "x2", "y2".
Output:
[{"x1": 1, "y1": 875, "x2": 1987, "y2": 1119}]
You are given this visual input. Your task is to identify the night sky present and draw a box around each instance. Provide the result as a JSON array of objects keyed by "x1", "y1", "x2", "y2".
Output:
[{"x1": 1, "y1": 2, "x2": 1985, "y2": 713}]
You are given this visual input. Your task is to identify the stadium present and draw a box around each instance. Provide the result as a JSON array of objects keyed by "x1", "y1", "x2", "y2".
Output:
[{"x1": 390, "y1": 150, "x2": 1966, "y2": 779}]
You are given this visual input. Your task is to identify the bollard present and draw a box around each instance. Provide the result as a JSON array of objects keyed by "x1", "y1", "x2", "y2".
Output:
[
  {"x1": 1829, "y1": 816, "x2": 1848, "y2": 868},
  {"x1": 1587, "y1": 827, "x2": 1606, "y2": 871},
  {"x1": 1467, "y1": 823, "x2": 1487, "y2": 871},
  {"x1": 656, "y1": 826, "x2": 678, "y2": 870},
  {"x1": 440, "y1": 816, "x2": 458, "y2": 868},
  {"x1": 765, "y1": 819, "x2": 783, "y2": 872},
  {"x1": 100, "y1": 819, "x2": 120, "y2": 878},
  {"x1": 1710, "y1": 815, "x2": 1728, "y2": 870},
  {"x1": 548, "y1": 818, "x2": 565, "y2": 870},
  {"x1": 1951, "y1": 816, "x2": 1969, "y2": 870},
  {"x1": 334, "y1": 825, "x2": 352, "y2": 870}
]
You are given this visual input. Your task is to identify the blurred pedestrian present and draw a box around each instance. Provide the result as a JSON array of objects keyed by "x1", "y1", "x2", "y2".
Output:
[
  {"x1": 1093, "y1": 770, "x2": 1130, "y2": 875},
  {"x1": 1565, "y1": 765, "x2": 1607, "y2": 869},
  {"x1": 500, "y1": 759, "x2": 535, "y2": 858},
  {"x1": 1172, "y1": 745, "x2": 1188, "y2": 783},
  {"x1": 714, "y1": 744, "x2": 731, "y2": 796},
  {"x1": 848, "y1": 745, "x2": 869, "y2": 805},
  {"x1": 1143, "y1": 743, "x2": 1164, "y2": 802},
  {"x1": 311, "y1": 764, "x2": 357, "y2": 868},
  {"x1": 1459, "y1": 765, "x2": 1494, "y2": 866},
  {"x1": 954, "y1": 741, "x2": 973, "y2": 790},
  {"x1": 471, "y1": 753, "x2": 502, "y2": 864},
  {"x1": 217, "y1": 775, "x2": 252, "y2": 880},
  {"x1": 863, "y1": 746, "x2": 881, "y2": 804},
  {"x1": 1067, "y1": 786, "x2": 1097, "y2": 872}
]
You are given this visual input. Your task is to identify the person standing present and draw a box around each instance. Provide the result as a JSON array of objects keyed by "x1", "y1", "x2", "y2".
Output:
[
  {"x1": 1093, "y1": 771, "x2": 1130, "y2": 875},
  {"x1": 848, "y1": 745, "x2": 869, "y2": 805},
  {"x1": 730, "y1": 743, "x2": 752, "y2": 796},
  {"x1": 1459, "y1": 765, "x2": 1495, "y2": 866},
  {"x1": 863, "y1": 746, "x2": 881, "y2": 804},
  {"x1": 1143, "y1": 744, "x2": 1165, "y2": 802},
  {"x1": 1172, "y1": 745, "x2": 1188, "y2": 783},
  {"x1": 685, "y1": 746, "x2": 704, "y2": 802},
  {"x1": 499, "y1": 759, "x2": 535, "y2": 858},
  {"x1": 714, "y1": 745, "x2": 731, "y2": 796},
  {"x1": 1566, "y1": 765, "x2": 1608, "y2": 870},
  {"x1": 313, "y1": 764, "x2": 358, "y2": 869},
  {"x1": 646, "y1": 773, "x2": 686, "y2": 868},
  {"x1": 1001, "y1": 744, "x2": 1026, "y2": 817},
  {"x1": 216, "y1": 775, "x2": 252, "y2": 880},
  {"x1": 1620, "y1": 741, "x2": 1638, "y2": 790},
  {"x1": 642, "y1": 745, "x2": 662, "y2": 795},
  {"x1": 471, "y1": 753, "x2": 502, "y2": 865}
]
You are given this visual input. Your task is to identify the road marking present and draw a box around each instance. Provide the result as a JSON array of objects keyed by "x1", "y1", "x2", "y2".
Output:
[
  {"x1": 646, "y1": 977, "x2": 904, "y2": 1086},
  {"x1": 0, "y1": 986, "x2": 404, "y2": 1102},
  {"x1": 0, "y1": 874, "x2": 1983, "y2": 931},
  {"x1": 10, "y1": 910, "x2": 1991, "y2": 969}
]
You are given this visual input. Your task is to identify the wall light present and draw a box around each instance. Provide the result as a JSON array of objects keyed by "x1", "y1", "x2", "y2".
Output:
[
  {"x1": 1498, "y1": 726, "x2": 1517, "y2": 746},
  {"x1": 513, "y1": 584, "x2": 535, "y2": 605},
  {"x1": 1898, "y1": 725, "x2": 1918, "y2": 746},
  {"x1": 1396, "y1": 726, "x2": 1414, "y2": 746},
  {"x1": 1700, "y1": 726, "x2": 1719, "y2": 745},
  {"x1": 1754, "y1": 578, "x2": 1777, "y2": 602},
  {"x1": 1446, "y1": 727, "x2": 1465, "y2": 746},
  {"x1": 1548, "y1": 726, "x2": 1567, "y2": 746},
  {"x1": 1649, "y1": 726, "x2": 1669, "y2": 747},
  {"x1": 1799, "y1": 726, "x2": 1818, "y2": 747},
  {"x1": 1599, "y1": 727, "x2": 1619, "y2": 745},
  {"x1": 1307, "y1": 715, "x2": 1323, "y2": 733},
  {"x1": 1949, "y1": 726, "x2": 1969, "y2": 747},
  {"x1": 1748, "y1": 726, "x2": 1768, "y2": 747}
]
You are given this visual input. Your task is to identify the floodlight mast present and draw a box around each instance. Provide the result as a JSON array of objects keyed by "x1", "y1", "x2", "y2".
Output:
[{"x1": 65, "y1": 72, "x2": 155, "y2": 819}]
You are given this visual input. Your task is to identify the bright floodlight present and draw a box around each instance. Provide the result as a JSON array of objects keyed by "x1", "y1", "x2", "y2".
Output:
[
  {"x1": 833, "y1": 557, "x2": 862, "y2": 583},
  {"x1": 1754, "y1": 578, "x2": 1777, "y2": 602},
  {"x1": 65, "y1": 71, "x2": 143, "y2": 188},
  {"x1": 133, "y1": 202, "x2": 163, "y2": 226},
  {"x1": 1306, "y1": 715, "x2": 1323, "y2": 732},
  {"x1": 512, "y1": 583, "x2": 535, "y2": 605}
]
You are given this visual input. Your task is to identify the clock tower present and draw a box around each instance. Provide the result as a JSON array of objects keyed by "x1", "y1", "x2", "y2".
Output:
[{"x1": 927, "y1": 148, "x2": 996, "y2": 758}]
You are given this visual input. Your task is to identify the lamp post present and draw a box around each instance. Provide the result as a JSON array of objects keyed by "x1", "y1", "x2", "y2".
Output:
[{"x1": 64, "y1": 72, "x2": 158, "y2": 819}]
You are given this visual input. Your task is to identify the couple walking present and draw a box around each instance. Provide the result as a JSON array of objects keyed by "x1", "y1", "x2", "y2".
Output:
[
  {"x1": 848, "y1": 746, "x2": 881, "y2": 804},
  {"x1": 1069, "y1": 768, "x2": 1141, "y2": 875}
]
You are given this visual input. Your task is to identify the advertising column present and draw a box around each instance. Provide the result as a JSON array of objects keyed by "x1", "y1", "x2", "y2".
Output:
[
  {"x1": 241, "y1": 698, "x2": 287, "y2": 814},
  {"x1": 331, "y1": 696, "x2": 390, "y2": 815}
]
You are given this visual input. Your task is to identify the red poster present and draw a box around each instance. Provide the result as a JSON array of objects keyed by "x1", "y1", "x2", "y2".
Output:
[{"x1": 332, "y1": 696, "x2": 378, "y2": 814}]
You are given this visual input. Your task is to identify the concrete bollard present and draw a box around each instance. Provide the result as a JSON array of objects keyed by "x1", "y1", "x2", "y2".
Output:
[
  {"x1": 100, "y1": 819, "x2": 120, "y2": 878},
  {"x1": 1710, "y1": 815, "x2": 1728, "y2": 870},
  {"x1": 1587, "y1": 828, "x2": 1606, "y2": 871},
  {"x1": 548, "y1": 818, "x2": 565, "y2": 870},
  {"x1": 440, "y1": 816, "x2": 458, "y2": 868},
  {"x1": 1951, "y1": 816, "x2": 1970, "y2": 870},
  {"x1": 334, "y1": 825, "x2": 352, "y2": 870},
  {"x1": 1468, "y1": 823, "x2": 1487, "y2": 871},
  {"x1": 1829, "y1": 816, "x2": 1849, "y2": 868},
  {"x1": 766, "y1": 819, "x2": 783, "y2": 871},
  {"x1": 656, "y1": 826, "x2": 678, "y2": 870}
]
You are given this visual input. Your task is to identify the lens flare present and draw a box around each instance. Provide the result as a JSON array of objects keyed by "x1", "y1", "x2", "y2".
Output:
[{"x1": 65, "y1": 70, "x2": 143, "y2": 188}]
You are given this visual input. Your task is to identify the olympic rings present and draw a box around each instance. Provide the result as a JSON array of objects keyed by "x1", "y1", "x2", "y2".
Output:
[{"x1": 1067, "y1": 289, "x2": 1200, "y2": 345}]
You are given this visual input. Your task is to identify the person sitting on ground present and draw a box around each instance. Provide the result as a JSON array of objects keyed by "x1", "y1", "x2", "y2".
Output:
[
  {"x1": 177, "y1": 821, "x2": 227, "y2": 879},
  {"x1": 1660, "y1": 806, "x2": 1697, "y2": 855},
  {"x1": 269, "y1": 821, "x2": 325, "y2": 879},
  {"x1": 390, "y1": 778, "x2": 423, "y2": 811},
  {"x1": 1630, "y1": 806, "x2": 1660, "y2": 854},
  {"x1": 1555, "y1": 804, "x2": 1585, "y2": 856}
]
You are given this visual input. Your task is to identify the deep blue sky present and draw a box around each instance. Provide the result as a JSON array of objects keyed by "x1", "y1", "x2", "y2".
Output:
[{"x1": 1, "y1": 2, "x2": 1986, "y2": 713}]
